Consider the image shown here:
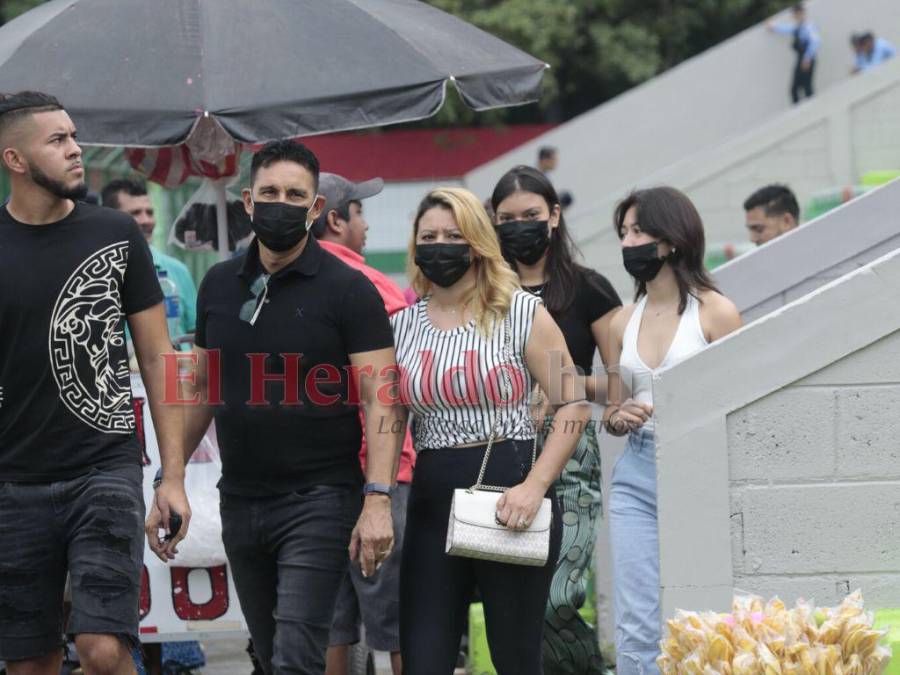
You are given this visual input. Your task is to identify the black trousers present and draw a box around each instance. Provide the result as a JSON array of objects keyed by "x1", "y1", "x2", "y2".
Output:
[
  {"x1": 221, "y1": 485, "x2": 361, "y2": 675},
  {"x1": 399, "y1": 440, "x2": 562, "y2": 675},
  {"x1": 791, "y1": 58, "x2": 815, "y2": 103}
]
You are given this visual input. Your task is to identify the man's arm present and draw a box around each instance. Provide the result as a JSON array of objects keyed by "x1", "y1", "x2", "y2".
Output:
[
  {"x1": 767, "y1": 21, "x2": 794, "y2": 36},
  {"x1": 804, "y1": 29, "x2": 820, "y2": 63},
  {"x1": 348, "y1": 346, "x2": 405, "y2": 578},
  {"x1": 145, "y1": 345, "x2": 215, "y2": 561},
  {"x1": 181, "y1": 345, "x2": 215, "y2": 465},
  {"x1": 129, "y1": 303, "x2": 192, "y2": 556}
]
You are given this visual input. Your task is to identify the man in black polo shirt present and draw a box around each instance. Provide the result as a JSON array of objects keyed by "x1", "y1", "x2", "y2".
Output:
[{"x1": 146, "y1": 140, "x2": 403, "y2": 673}]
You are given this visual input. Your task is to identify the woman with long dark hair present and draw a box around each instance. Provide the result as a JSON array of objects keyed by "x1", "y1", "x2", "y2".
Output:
[
  {"x1": 491, "y1": 165, "x2": 621, "y2": 674},
  {"x1": 604, "y1": 187, "x2": 741, "y2": 674}
]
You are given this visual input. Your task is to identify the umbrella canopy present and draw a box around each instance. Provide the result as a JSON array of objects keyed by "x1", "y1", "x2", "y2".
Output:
[{"x1": 0, "y1": 0, "x2": 547, "y2": 147}]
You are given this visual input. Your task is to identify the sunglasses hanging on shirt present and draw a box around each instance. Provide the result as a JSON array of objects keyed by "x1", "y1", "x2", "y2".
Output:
[{"x1": 238, "y1": 273, "x2": 270, "y2": 325}]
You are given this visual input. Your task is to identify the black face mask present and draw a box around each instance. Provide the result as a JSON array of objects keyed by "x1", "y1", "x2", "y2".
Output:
[
  {"x1": 414, "y1": 243, "x2": 472, "y2": 288},
  {"x1": 251, "y1": 201, "x2": 310, "y2": 252},
  {"x1": 496, "y1": 220, "x2": 550, "y2": 266},
  {"x1": 623, "y1": 242, "x2": 667, "y2": 282}
]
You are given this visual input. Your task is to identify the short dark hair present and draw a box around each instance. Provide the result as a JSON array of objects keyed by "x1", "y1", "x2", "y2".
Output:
[
  {"x1": 311, "y1": 199, "x2": 358, "y2": 239},
  {"x1": 614, "y1": 187, "x2": 718, "y2": 314},
  {"x1": 101, "y1": 177, "x2": 147, "y2": 209},
  {"x1": 743, "y1": 184, "x2": 800, "y2": 221},
  {"x1": 0, "y1": 91, "x2": 63, "y2": 143},
  {"x1": 250, "y1": 140, "x2": 320, "y2": 190},
  {"x1": 538, "y1": 146, "x2": 557, "y2": 162},
  {"x1": 792, "y1": 3, "x2": 805, "y2": 13}
]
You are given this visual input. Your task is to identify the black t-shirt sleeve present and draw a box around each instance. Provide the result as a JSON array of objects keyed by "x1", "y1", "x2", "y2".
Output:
[
  {"x1": 341, "y1": 273, "x2": 395, "y2": 354},
  {"x1": 581, "y1": 270, "x2": 623, "y2": 324},
  {"x1": 123, "y1": 222, "x2": 163, "y2": 315}
]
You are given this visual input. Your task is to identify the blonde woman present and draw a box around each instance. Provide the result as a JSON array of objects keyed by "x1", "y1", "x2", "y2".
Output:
[{"x1": 391, "y1": 188, "x2": 591, "y2": 674}]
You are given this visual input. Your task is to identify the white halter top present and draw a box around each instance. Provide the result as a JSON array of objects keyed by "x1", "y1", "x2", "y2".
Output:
[{"x1": 619, "y1": 294, "x2": 709, "y2": 431}]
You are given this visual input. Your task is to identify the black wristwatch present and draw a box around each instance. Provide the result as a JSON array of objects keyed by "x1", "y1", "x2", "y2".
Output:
[
  {"x1": 153, "y1": 467, "x2": 164, "y2": 490},
  {"x1": 362, "y1": 483, "x2": 393, "y2": 498}
]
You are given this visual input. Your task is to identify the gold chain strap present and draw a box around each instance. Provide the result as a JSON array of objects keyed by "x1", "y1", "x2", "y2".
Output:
[{"x1": 469, "y1": 314, "x2": 538, "y2": 493}]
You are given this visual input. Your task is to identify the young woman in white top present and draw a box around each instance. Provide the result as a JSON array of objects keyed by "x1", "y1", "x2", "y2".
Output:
[
  {"x1": 391, "y1": 187, "x2": 591, "y2": 675},
  {"x1": 603, "y1": 187, "x2": 742, "y2": 675}
]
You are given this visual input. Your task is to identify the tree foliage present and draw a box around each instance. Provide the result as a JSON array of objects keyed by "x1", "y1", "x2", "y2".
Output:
[
  {"x1": 0, "y1": 0, "x2": 47, "y2": 25},
  {"x1": 426, "y1": 0, "x2": 787, "y2": 126}
]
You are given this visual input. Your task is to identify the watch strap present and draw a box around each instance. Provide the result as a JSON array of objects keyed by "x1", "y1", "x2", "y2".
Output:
[{"x1": 362, "y1": 482, "x2": 393, "y2": 497}]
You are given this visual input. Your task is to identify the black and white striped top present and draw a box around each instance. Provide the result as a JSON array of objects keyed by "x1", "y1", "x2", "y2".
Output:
[{"x1": 390, "y1": 290, "x2": 541, "y2": 450}]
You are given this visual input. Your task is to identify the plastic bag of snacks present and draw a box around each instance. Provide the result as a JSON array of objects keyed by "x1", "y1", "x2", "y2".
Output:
[{"x1": 658, "y1": 591, "x2": 892, "y2": 674}]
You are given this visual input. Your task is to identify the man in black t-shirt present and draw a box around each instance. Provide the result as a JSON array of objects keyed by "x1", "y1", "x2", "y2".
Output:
[
  {"x1": 145, "y1": 140, "x2": 404, "y2": 673},
  {"x1": 0, "y1": 91, "x2": 189, "y2": 670}
]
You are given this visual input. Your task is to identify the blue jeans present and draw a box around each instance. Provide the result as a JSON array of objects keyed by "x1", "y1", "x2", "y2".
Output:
[
  {"x1": 609, "y1": 429, "x2": 660, "y2": 675},
  {"x1": 221, "y1": 485, "x2": 361, "y2": 675}
]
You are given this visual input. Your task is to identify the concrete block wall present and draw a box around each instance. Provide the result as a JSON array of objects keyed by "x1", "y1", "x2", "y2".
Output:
[
  {"x1": 729, "y1": 331, "x2": 900, "y2": 607},
  {"x1": 653, "y1": 247, "x2": 900, "y2": 619}
]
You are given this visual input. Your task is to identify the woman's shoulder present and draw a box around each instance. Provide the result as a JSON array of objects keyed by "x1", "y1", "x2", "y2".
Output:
[
  {"x1": 574, "y1": 265, "x2": 623, "y2": 312},
  {"x1": 576, "y1": 265, "x2": 613, "y2": 287},
  {"x1": 697, "y1": 289, "x2": 739, "y2": 316},
  {"x1": 390, "y1": 299, "x2": 423, "y2": 327},
  {"x1": 510, "y1": 288, "x2": 542, "y2": 311},
  {"x1": 696, "y1": 290, "x2": 742, "y2": 339},
  {"x1": 609, "y1": 303, "x2": 638, "y2": 334}
]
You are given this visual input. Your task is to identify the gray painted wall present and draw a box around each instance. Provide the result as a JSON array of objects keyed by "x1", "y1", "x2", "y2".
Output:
[
  {"x1": 652, "y1": 247, "x2": 900, "y2": 621},
  {"x1": 714, "y1": 177, "x2": 900, "y2": 322},
  {"x1": 467, "y1": 0, "x2": 900, "y2": 205},
  {"x1": 579, "y1": 56, "x2": 900, "y2": 299},
  {"x1": 464, "y1": 0, "x2": 900, "y2": 299}
]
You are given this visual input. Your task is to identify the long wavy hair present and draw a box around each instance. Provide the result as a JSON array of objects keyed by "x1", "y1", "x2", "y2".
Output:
[
  {"x1": 613, "y1": 187, "x2": 718, "y2": 314},
  {"x1": 408, "y1": 187, "x2": 520, "y2": 337}
]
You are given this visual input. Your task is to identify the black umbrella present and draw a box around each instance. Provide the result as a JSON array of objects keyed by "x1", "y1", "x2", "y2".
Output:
[{"x1": 0, "y1": 0, "x2": 547, "y2": 147}]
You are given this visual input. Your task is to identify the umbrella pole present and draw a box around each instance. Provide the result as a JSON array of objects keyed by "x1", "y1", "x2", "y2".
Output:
[{"x1": 214, "y1": 179, "x2": 229, "y2": 262}]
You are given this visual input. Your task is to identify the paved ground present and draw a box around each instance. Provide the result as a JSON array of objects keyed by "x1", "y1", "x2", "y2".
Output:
[{"x1": 200, "y1": 642, "x2": 396, "y2": 674}]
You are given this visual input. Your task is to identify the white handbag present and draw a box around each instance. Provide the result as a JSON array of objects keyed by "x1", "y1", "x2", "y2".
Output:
[{"x1": 444, "y1": 316, "x2": 552, "y2": 567}]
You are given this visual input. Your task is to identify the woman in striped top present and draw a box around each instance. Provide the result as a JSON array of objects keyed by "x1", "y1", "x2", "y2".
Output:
[{"x1": 392, "y1": 187, "x2": 591, "y2": 675}]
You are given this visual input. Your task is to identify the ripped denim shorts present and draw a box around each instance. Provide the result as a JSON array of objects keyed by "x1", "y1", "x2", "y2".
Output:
[{"x1": 0, "y1": 465, "x2": 145, "y2": 660}]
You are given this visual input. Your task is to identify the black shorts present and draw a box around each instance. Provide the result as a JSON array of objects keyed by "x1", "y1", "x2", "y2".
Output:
[{"x1": 0, "y1": 465, "x2": 145, "y2": 660}]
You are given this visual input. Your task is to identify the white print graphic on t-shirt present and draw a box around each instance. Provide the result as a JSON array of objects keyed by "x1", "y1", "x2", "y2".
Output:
[{"x1": 48, "y1": 241, "x2": 134, "y2": 434}]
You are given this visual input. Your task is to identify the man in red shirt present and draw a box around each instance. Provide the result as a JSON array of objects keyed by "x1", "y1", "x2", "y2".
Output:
[{"x1": 313, "y1": 172, "x2": 414, "y2": 675}]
